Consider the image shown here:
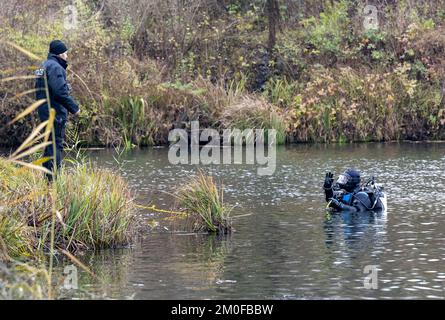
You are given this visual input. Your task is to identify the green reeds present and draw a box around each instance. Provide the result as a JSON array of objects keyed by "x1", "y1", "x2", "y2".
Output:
[
  {"x1": 52, "y1": 162, "x2": 136, "y2": 251},
  {"x1": 0, "y1": 160, "x2": 42, "y2": 261},
  {"x1": 0, "y1": 158, "x2": 137, "y2": 255},
  {"x1": 263, "y1": 77, "x2": 299, "y2": 108},
  {"x1": 175, "y1": 172, "x2": 232, "y2": 234}
]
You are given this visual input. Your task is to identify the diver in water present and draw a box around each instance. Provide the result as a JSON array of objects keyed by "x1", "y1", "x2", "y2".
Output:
[{"x1": 323, "y1": 169, "x2": 385, "y2": 212}]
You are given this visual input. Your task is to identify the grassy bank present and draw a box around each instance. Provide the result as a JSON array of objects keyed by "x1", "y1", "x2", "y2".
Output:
[
  {"x1": 0, "y1": 156, "x2": 137, "y2": 299},
  {"x1": 1, "y1": 1, "x2": 445, "y2": 148},
  {"x1": 0, "y1": 158, "x2": 137, "y2": 260}
]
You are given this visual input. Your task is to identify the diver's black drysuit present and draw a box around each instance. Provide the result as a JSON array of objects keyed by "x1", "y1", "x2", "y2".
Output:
[
  {"x1": 323, "y1": 170, "x2": 383, "y2": 212},
  {"x1": 324, "y1": 185, "x2": 375, "y2": 212}
]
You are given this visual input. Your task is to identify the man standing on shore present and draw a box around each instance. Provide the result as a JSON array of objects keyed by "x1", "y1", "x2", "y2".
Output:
[{"x1": 35, "y1": 40, "x2": 80, "y2": 180}]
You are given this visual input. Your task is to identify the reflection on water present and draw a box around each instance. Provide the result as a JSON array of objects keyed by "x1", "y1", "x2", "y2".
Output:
[
  {"x1": 54, "y1": 142, "x2": 445, "y2": 299},
  {"x1": 324, "y1": 211, "x2": 387, "y2": 250},
  {"x1": 55, "y1": 248, "x2": 136, "y2": 299}
]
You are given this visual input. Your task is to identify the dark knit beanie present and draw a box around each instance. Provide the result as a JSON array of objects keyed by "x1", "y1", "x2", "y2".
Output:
[{"x1": 49, "y1": 40, "x2": 68, "y2": 55}]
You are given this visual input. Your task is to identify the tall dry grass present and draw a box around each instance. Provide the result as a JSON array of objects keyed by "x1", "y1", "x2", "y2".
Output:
[{"x1": 175, "y1": 171, "x2": 232, "y2": 234}]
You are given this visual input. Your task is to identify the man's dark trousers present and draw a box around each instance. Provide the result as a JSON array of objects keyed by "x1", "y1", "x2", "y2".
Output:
[{"x1": 43, "y1": 118, "x2": 66, "y2": 181}]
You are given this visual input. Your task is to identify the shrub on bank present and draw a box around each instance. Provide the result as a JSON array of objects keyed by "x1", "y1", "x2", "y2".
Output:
[{"x1": 290, "y1": 65, "x2": 444, "y2": 142}]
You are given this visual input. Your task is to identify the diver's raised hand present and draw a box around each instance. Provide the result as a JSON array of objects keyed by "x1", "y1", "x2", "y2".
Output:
[{"x1": 323, "y1": 172, "x2": 334, "y2": 189}]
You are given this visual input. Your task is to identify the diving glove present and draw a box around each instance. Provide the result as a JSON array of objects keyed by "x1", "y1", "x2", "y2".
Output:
[
  {"x1": 324, "y1": 172, "x2": 334, "y2": 189},
  {"x1": 328, "y1": 198, "x2": 342, "y2": 210}
]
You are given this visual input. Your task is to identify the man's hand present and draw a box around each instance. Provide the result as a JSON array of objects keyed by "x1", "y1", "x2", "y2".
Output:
[
  {"x1": 323, "y1": 172, "x2": 334, "y2": 189},
  {"x1": 74, "y1": 109, "x2": 80, "y2": 116}
]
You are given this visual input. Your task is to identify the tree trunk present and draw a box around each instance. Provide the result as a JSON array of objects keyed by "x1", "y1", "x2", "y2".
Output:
[
  {"x1": 440, "y1": 80, "x2": 445, "y2": 107},
  {"x1": 266, "y1": 0, "x2": 280, "y2": 52}
]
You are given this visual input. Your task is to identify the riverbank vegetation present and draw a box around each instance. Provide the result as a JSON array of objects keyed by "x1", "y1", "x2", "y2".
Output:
[
  {"x1": 0, "y1": 157, "x2": 136, "y2": 299},
  {"x1": 0, "y1": 91, "x2": 136, "y2": 297},
  {"x1": 1, "y1": 0, "x2": 445, "y2": 148},
  {"x1": 0, "y1": 158, "x2": 137, "y2": 259}
]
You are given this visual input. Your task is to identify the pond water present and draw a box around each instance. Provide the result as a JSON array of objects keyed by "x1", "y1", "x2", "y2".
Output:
[{"x1": 55, "y1": 142, "x2": 445, "y2": 299}]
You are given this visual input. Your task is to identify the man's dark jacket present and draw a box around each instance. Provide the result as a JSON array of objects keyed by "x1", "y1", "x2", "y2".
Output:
[{"x1": 35, "y1": 53, "x2": 79, "y2": 121}]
